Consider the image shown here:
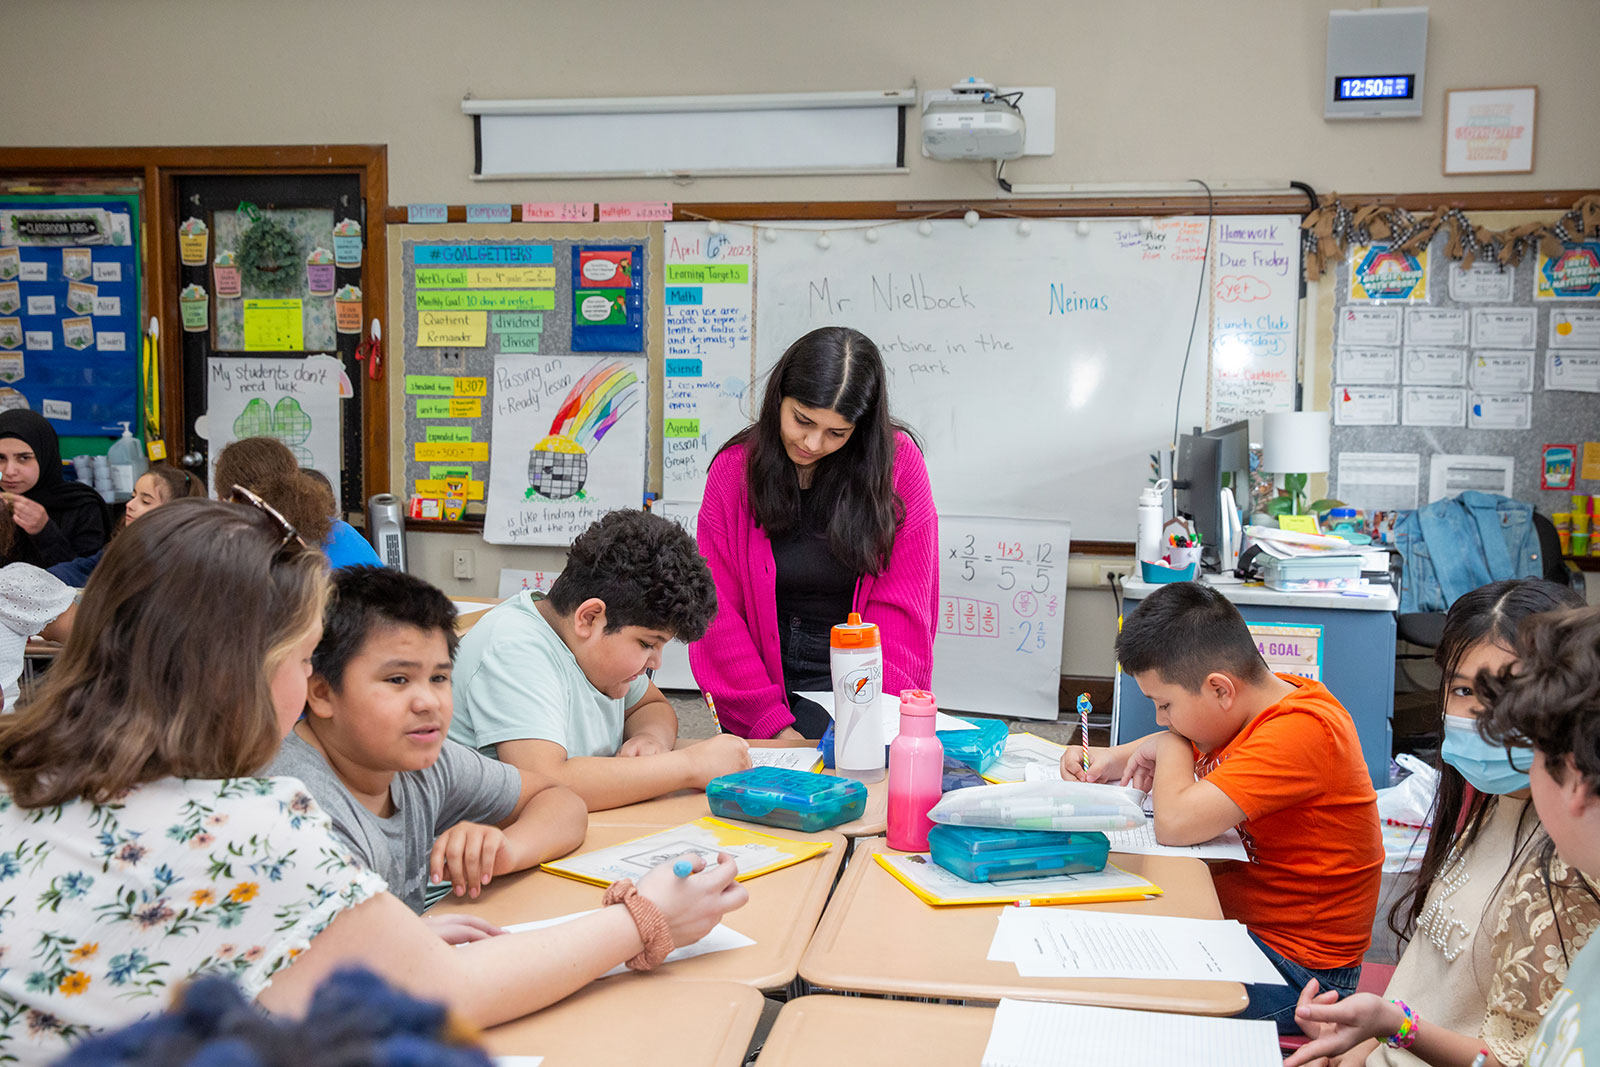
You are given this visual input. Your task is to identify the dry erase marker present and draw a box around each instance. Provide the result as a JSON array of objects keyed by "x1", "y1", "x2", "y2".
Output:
[
  {"x1": 1469, "y1": 1053, "x2": 1487, "y2": 1067},
  {"x1": 704, "y1": 692, "x2": 722, "y2": 733},
  {"x1": 673, "y1": 859, "x2": 694, "y2": 878}
]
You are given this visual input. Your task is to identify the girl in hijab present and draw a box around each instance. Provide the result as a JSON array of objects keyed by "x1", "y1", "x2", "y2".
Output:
[{"x1": 0, "y1": 410, "x2": 111, "y2": 568}]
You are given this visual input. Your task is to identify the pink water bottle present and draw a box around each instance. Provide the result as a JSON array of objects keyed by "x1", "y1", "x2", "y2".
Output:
[{"x1": 887, "y1": 690, "x2": 944, "y2": 851}]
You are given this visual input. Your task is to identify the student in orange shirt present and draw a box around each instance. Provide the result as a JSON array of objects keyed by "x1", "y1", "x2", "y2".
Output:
[{"x1": 1062, "y1": 581, "x2": 1383, "y2": 1032}]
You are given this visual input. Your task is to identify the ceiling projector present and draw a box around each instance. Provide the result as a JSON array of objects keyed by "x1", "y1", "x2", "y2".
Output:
[{"x1": 921, "y1": 77, "x2": 1027, "y2": 161}]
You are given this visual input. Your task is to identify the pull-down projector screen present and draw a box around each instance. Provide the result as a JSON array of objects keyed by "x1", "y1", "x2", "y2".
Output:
[{"x1": 465, "y1": 89, "x2": 914, "y2": 179}]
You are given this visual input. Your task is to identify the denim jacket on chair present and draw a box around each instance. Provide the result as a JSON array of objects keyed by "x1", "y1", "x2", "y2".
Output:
[{"x1": 1394, "y1": 491, "x2": 1541, "y2": 614}]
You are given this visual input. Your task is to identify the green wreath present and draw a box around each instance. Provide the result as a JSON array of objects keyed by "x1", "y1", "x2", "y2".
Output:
[{"x1": 236, "y1": 215, "x2": 301, "y2": 295}]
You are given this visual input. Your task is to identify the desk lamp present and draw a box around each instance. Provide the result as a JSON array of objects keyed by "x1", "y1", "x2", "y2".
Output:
[{"x1": 1262, "y1": 411, "x2": 1332, "y2": 518}]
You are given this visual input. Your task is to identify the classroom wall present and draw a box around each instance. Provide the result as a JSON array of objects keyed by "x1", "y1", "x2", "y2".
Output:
[
  {"x1": 5, "y1": 0, "x2": 1594, "y2": 679},
  {"x1": 3, "y1": 0, "x2": 1597, "y2": 202}
]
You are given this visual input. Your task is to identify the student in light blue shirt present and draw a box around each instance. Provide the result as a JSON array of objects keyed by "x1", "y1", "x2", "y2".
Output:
[{"x1": 450, "y1": 509, "x2": 750, "y2": 811}]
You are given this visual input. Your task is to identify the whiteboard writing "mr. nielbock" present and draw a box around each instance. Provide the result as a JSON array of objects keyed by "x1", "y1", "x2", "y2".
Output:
[{"x1": 753, "y1": 218, "x2": 1217, "y2": 541}]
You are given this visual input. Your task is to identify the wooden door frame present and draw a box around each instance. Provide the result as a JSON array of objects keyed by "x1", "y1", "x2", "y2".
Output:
[{"x1": 0, "y1": 145, "x2": 389, "y2": 501}]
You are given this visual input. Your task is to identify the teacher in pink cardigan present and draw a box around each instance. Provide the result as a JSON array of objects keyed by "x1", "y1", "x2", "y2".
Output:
[{"x1": 689, "y1": 326, "x2": 938, "y2": 740}]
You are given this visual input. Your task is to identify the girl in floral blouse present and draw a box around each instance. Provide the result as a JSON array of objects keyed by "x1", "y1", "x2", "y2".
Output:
[
  {"x1": 1286, "y1": 579, "x2": 1600, "y2": 1067},
  {"x1": 0, "y1": 497, "x2": 747, "y2": 1066}
]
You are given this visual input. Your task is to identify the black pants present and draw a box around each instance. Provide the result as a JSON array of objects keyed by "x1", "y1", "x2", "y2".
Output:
[{"x1": 779, "y1": 614, "x2": 834, "y2": 740}]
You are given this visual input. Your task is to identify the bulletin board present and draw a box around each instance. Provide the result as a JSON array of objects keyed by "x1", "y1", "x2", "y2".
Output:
[
  {"x1": 0, "y1": 194, "x2": 141, "y2": 434},
  {"x1": 387, "y1": 222, "x2": 661, "y2": 546},
  {"x1": 1322, "y1": 209, "x2": 1600, "y2": 514}
]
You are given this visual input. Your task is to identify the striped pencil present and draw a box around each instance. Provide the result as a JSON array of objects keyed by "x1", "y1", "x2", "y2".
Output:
[{"x1": 1076, "y1": 693, "x2": 1092, "y2": 776}]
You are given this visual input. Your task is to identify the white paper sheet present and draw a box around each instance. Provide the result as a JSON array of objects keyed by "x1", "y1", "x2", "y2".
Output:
[
  {"x1": 1103, "y1": 820, "x2": 1250, "y2": 862},
  {"x1": 984, "y1": 733, "x2": 1069, "y2": 783},
  {"x1": 981, "y1": 998, "x2": 1282, "y2": 1067},
  {"x1": 504, "y1": 909, "x2": 753, "y2": 978},
  {"x1": 1546, "y1": 350, "x2": 1600, "y2": 393},
  {"x1": 1468, "y1": 391, "x2": 1533, "y2": 430},
  {"x1": 1469, "y1": 351, "x2": 1535, "y2": 392},
  {"x1": 1404, "y1": 307, "x2": 1469, "y2": 346},
  {"x1": 1335, "y1": 346, "x2": 1399, "y2": 385},
  {"x1": 1402, "y1": 346, "x2": 1468, "y2": 386},
  {"x1": 1470, "y1": 307, "x2": 1537, "y2": 348},
  {"x1": 795, "y1": 690, "x2": 978, "y2": 736},
  {"x1": 1334, "y1": 386, "x2": 1398, "y2": 425},
  {"x1": 1402, "y1": 386, "x2": 1467, "y2": 427},
  {"x1": 1449, "y1": 262, "x2": 1515, "y2": 303},
  {"x1": 1429, "y1": 454, "x2": 1514, "y2": 501},
  {"x1": 1335, "y1": 452, "x2": 1421, "y2": 512},
  {"x1": 987, "y1": 909, "x2": 1285, "y2": 984},
  {"x1": 1338, "y1": 305, "x2": 1402, "y2": 346},
  {"x1": 749, "y1": 747, "x2": 824, "y2": 772},
  {"x1": 1550, "y1": 309, "x2": 1600, "y2": 349}
]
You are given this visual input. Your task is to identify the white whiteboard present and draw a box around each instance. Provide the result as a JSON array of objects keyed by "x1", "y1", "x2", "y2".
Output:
[
  {"x1": 932, "y1": 515, "x2": 1070, "y2": 720},
  {"x1": 752, "y1": 218, "x2": 1221, "y2": 540}
]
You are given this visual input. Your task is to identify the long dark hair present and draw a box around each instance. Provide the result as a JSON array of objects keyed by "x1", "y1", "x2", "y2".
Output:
[
  {"x1": 725, "y1": 326, "x2": 916, "y2": 575},
  {"x1": 1389, "y1": 578, "x2": 1586, "y2": 945}
]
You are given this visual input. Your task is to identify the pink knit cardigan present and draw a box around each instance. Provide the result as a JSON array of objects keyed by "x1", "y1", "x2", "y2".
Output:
[{"x1": 688, "y1": 433, "x2": 939, "y2": 739}]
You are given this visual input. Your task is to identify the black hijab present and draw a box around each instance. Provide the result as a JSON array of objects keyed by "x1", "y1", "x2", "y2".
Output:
[{"x1": 0, "y1": 409, "x2": 111, "y2": 559}]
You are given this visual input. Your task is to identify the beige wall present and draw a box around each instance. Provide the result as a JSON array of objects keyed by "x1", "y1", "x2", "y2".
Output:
[
  {"x1": 3, "y1": 0, "x2": 1597, "y2": 201},
  {"x1": 4, "y1": 0, "x2": 1594, "y2": 675}
]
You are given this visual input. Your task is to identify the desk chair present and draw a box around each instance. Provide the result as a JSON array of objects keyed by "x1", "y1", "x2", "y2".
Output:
[{"x1": 1397, "y1": 511, "x2": 1584, "y2": 655}]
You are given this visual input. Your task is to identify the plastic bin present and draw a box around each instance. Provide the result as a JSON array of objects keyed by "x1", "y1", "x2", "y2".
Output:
[
  {"x1": 927, "y1": 824, "x2": 1111, "y2": 883},
  {"x1": 706, "y1": 766, "x2": 867, "y2": 832}
]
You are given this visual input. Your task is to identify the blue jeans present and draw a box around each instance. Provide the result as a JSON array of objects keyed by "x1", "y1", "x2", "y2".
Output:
[{"x1": 1243, "y1": 933, "x2": 1361, "y2": 1035}]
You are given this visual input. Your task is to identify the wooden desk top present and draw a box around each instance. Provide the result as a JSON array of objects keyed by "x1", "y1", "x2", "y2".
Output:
[
  {"x1": 433, "y1": 820, "x2": 845, "y2": 992},
  {"x1": 480, "y1": 978, "x2": 763, "y2": 1067},
  {"x1": 754, "y1": 996, "x2": 995, "y2": 1067},
  {"x1": 452, "y1": 596, "x2": 499, "y2": 635},
  {"x1": 799, "y1": 839, "x2": 1249, "y2": 1015},
  {"x1": 597, "y1": 741, "x2": 887, "y2": 838}
]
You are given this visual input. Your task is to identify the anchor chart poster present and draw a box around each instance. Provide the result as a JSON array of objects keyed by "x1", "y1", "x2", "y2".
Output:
[{"x1": 483, "y1": 354, "x2": 646, "y2": 544}]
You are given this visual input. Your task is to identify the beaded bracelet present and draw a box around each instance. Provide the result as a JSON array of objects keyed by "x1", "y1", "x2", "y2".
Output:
[{"x1": 1386, "y1": 999, "x2": 1420, "y2": 1050}]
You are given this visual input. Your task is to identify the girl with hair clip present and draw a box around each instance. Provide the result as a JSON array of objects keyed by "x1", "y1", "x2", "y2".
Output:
[
  {"x1": 214, "y1": 437, "x2": 378, "y2": 570},
  {"x1": 1286, "y1": 578, "x2": 1600, "y2": 1067},
  {"x1": 0, "y1": 497, "x2": 746, "y2": 1067},
  {"x1": 689, "y1": 326, "x2": 939, "y2": 740},
  {"x1": 48, "y1": 463, "x2": 205, "y2": 587}
]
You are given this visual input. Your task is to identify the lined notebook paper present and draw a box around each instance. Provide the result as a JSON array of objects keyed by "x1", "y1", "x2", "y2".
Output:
[{"x1": 982, "y1": 999, "x2": 1282, "y2": 1067}]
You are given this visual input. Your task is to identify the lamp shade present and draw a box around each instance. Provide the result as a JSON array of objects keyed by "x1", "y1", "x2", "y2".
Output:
[{"x1": 1262, "y1": 411, "x2": 1331, "y2": 474}]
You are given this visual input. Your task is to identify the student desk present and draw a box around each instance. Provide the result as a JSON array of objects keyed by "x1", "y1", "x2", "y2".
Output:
[
  {"x1": 799, "y1": 839, "x2": 1249, "y2": 1015},
  {"x1": 1115, "y1": 577, "x2": 1399, "y2": 788},
  {"x1": 602, "y1": 741, "x2": 887, "y2": 838},
  {"x1": 452, "y1": 595, "x2": 498, "y2": 633},
  {"x1": 481, "y1": 978, "x2": 763, "y2": 1067},
  {"x1": 754, "y1": 996, "x2": 995, "y2": 1067},
  {"x1": 434, "y1": 820, "x2": 846, "y2": 992}
]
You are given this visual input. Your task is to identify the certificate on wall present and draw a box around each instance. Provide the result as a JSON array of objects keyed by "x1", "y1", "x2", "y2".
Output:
[
  {"x1": 1334, "y1": 386, "x2": 1398, "y2": 425},
  {"x1": 1402, "y1": 387, "x2": 1467, "y2": 427},
  {"x1": 1403, "y1": 347, "x2": 1468, "y2": 386},
  {"x1": 1335, "y1": 346, "x2": 1399, "y2": 385},
  {"x1": 1470, "y1": 307, "x2": 1537, "y2": 348},
  {"x1": 1337, "y1": 306, "x2": 1402, "y2": 346},
  {"x1": 1404, "y1": 307, "x2": 1469, "y2": 346},
  {"x1": 1468, "y1": 351, "x2": 1534, "y2": 392},
  {"x1": 1467, "y1": 392, "x2": 1533, "y2": 431}
]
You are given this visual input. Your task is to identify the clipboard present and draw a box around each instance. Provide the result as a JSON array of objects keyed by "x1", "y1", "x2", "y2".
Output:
[
  {"x1": 874, "y1": 851, "x2": 1162, "y2": 907},
  {"x1": 540, "y1": 816, "x2": 832, "y2": 887}
]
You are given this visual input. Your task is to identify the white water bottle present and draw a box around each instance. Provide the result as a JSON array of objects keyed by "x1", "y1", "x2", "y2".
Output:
[
  {"x1": 1137, "y1": 479, "x2": 1170, "y2": 563},
  {"x1": 831, "y1": 612, "x2": 885, "y2": 783}
]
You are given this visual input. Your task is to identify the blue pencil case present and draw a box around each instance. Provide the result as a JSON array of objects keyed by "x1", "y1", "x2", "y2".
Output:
[
  {"x1": 705, "y1": 766, "x2": 867, "y2": 832},
  {"x1": 927, "y1": 824, "x2": 1111, "y2": 883},
  {"x1": 819, "y1": 715, "x2": 1008, "y2": 774}
]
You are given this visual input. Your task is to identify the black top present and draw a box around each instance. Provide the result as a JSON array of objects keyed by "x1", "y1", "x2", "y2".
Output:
[
  {"x1": 771, "y1": 487, "x2": 857, "y2": 628},
  {"x1": 0, "y1": 409, "x2": 112, "y2": 567}
]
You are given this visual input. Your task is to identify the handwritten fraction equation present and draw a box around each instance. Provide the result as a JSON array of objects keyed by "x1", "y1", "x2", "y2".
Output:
[{"x1": 943, "y1": 534, "x2": 1061, "y2": 653}]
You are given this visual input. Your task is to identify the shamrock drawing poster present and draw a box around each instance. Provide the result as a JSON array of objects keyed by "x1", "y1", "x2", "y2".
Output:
[{"x1": 203, "y1": 354, "x2": 343, "y2": 508}]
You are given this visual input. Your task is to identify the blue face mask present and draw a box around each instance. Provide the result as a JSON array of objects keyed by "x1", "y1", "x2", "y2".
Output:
[{"x1": 1441, "y1": 714, "x2": 1532, "y2": 795}]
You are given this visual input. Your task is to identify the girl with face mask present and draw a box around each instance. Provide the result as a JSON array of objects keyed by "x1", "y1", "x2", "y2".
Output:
[{"x1": 1286, "y1": 578, "x2": 1600, "y2": 1067}]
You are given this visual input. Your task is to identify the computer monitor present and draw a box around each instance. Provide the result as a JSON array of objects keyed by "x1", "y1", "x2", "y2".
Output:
[
  {"x1": 1204, "y1": 420, "x2": 1251, "y2": 486},
  {"x1": 1174, "y1": 432, "x2": 1222, "y2": 571}
]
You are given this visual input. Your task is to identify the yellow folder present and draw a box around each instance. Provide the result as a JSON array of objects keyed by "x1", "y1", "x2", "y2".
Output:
[
  {"x1": 540, "y1": 816, "x2": 832, "y2": 887},
  {"x1": 874, "y1": 851, "x2": 1162, "y2": 907}
]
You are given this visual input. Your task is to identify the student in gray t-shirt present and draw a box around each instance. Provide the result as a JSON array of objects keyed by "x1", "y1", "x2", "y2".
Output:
[{"x1": 266, "y1": 566, "x2": 587, "y2": 918}]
